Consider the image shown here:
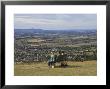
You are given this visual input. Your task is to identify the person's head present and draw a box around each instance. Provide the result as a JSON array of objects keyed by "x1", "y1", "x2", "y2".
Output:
[
  {"x1": 62, "y1": 51, "x2": 64, "y2": 55},
  {"x1": 62, "y1": 51, "x2": 64, "y2": 53}
]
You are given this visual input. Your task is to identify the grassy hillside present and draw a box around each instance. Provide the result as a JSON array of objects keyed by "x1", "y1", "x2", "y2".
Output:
[{"x1": 14, "y1": 60, "x2": 97, "y2": 76}]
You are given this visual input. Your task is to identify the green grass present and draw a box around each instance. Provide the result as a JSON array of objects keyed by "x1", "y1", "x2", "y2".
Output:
[{"x1": 14, "y1": 60, "x2": 97, "y2": 76}]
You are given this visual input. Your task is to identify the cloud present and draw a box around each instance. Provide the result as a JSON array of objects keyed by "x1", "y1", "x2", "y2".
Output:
[{"x1": 14, "y1": 14, "x2": 97, "y2": 30}]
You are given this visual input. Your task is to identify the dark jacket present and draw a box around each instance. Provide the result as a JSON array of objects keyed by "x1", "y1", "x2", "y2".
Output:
[{"x1": 57, "y1": 54, "x2": 65, "y2": 62}]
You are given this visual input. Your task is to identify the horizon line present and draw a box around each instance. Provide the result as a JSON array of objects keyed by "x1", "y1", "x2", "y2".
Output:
[{"x1": 14, "y1": 28, "x2": 97, "y2": 30}]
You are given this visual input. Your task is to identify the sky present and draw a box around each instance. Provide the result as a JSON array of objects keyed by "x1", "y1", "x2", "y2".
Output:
[{"x1": 14, "y1": 14, "x2": 97, "y2": 30}]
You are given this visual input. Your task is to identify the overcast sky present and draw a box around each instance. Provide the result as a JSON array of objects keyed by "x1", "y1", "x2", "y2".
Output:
[{"x1": 14, "y1": 14, "x2": 97, "y2": 30}]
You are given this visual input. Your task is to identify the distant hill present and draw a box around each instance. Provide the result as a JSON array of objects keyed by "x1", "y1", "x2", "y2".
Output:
[
  {"x1": 14, "y1": 28, "x2": 96, "y2": 37},
  {"x1": 14, "y1": 29, "x2": 43, "y2": 34}
]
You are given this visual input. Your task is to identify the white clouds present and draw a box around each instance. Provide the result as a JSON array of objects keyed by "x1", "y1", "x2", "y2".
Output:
[{"x1": 14, "y1": 14, "x2": 97, "y2": 30}]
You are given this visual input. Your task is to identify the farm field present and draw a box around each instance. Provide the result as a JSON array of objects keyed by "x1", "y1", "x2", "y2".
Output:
[{"x1": 14, "y1": 60, "x2": 97, "y2": 76}]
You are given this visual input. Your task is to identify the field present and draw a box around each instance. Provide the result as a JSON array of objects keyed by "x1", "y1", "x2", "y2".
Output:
[{"x1": 14, "y1": 60, "x2": 97, "y2": 76}]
